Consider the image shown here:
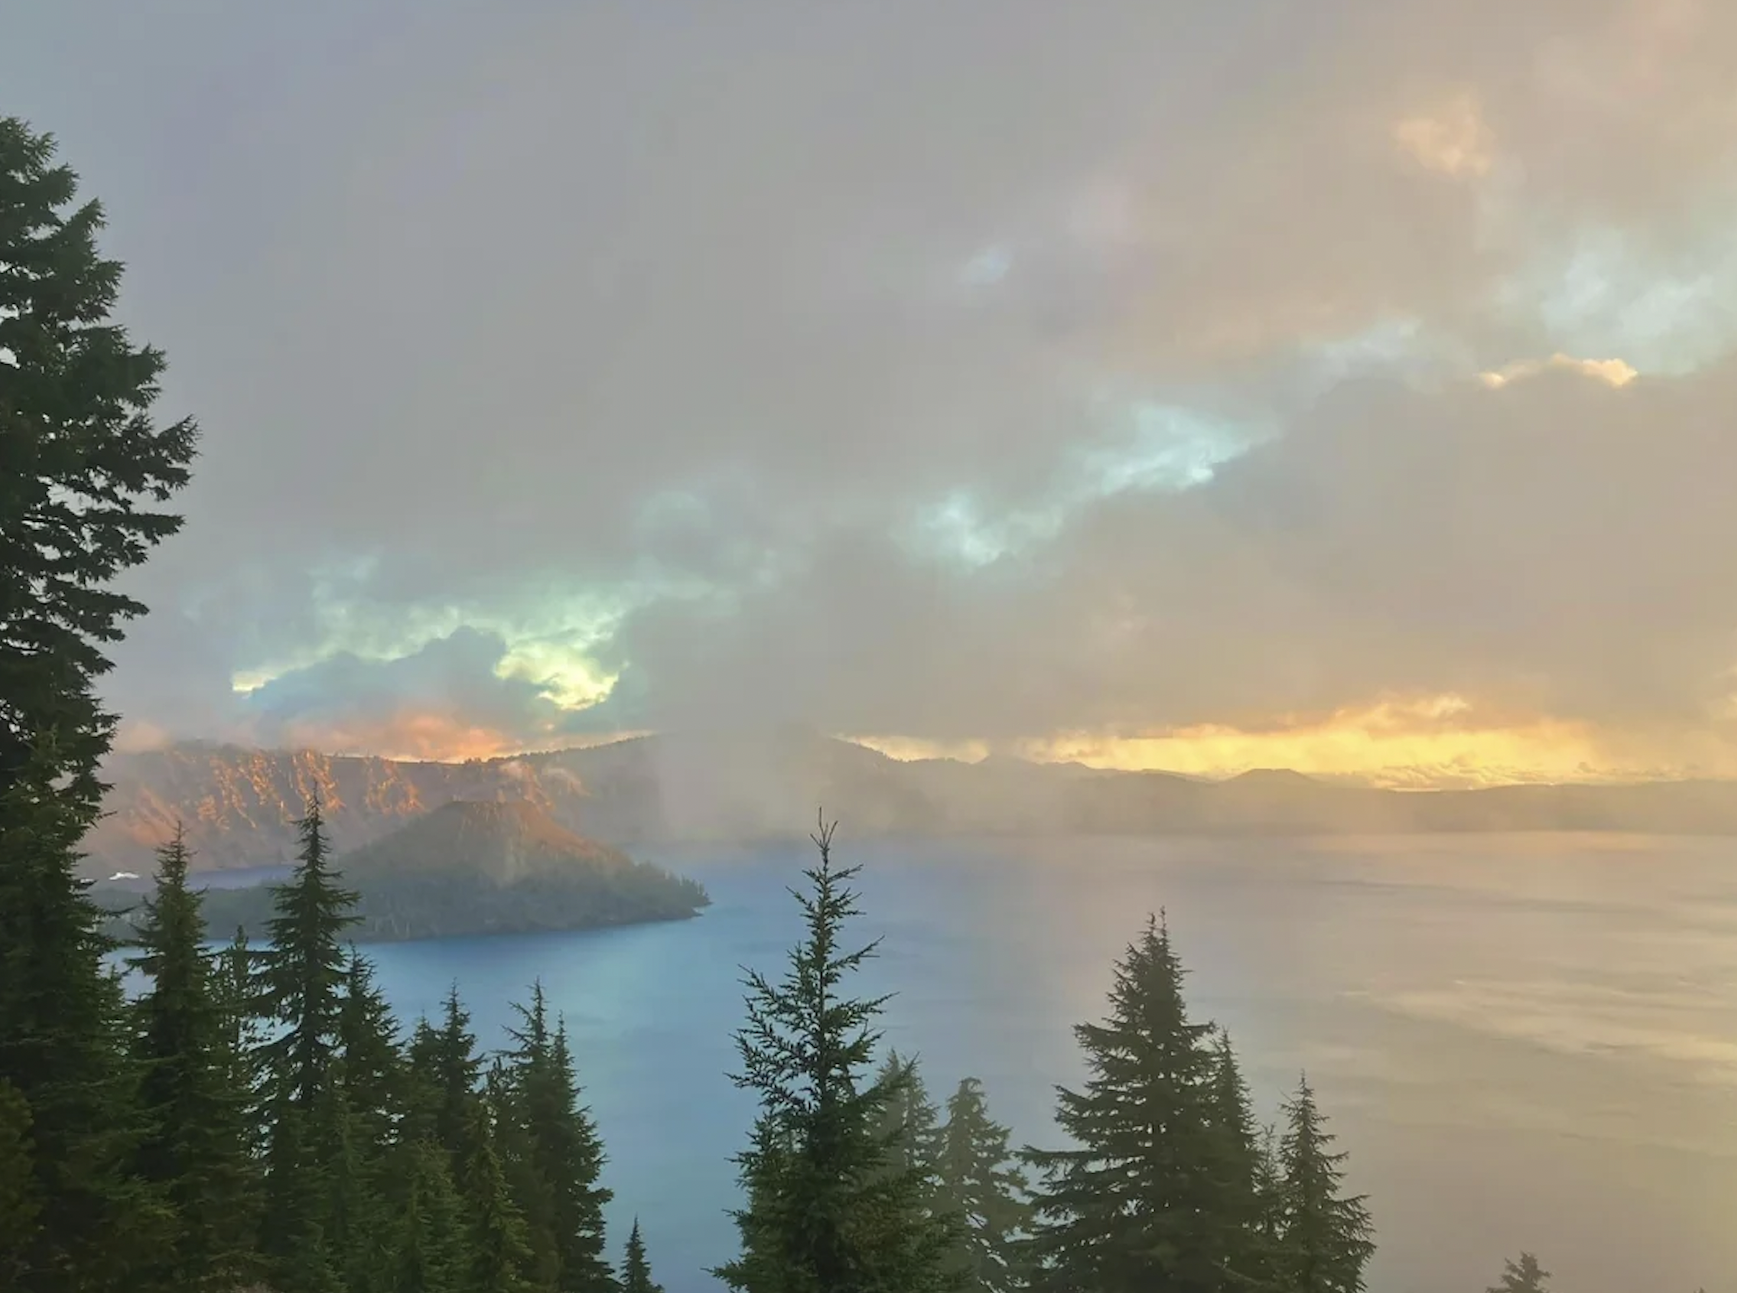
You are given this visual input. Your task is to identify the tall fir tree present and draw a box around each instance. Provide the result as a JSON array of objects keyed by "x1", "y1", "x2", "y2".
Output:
[
  {"x1": 714, "y1": 815, "x2": 956, "y2": 1293},
  {"x1": 1485, "y1": 1253, "x2": 1550, "y2": 1293},
  {"x1": 1273, "y1": 1076, "x2": 1375, "y2": 1293},
  {"x1": 0, "y1": 736, "x2": 166, "y2": 1293},
  {"x1": 1206, "y1": 1029, "x2": 1271, "y2": 1291},
  {"x1": 498, "y1": 983, "x2": 614, "y2": 1293},
  {"x1": 1, "y1": 121, "x2": 195, "y2": 1283},
  {"x1": 622, "y1": 1218, "x2": 665, "y2": 1293},
  {"x1": 337, "y1": 947, "x2": 404, "y2": 1161},
  {"x1": 260, "y1": 795, "x2": 360, "y2": 1109},
  {"x1": 385, "y1": 1138, "x2": 465, "y2": 1293},
  {"x1": 1022, "y1": 913, "x2": 1250, "y2": 1293},
  {"x1": 0, "y1": 1077, "x2": 40, "y2": 1288},
  {"x1": 210, "y1": 926, "x2": 270, "y2": 1185},
  {"x1": 257, "y1": 794, "x2": 360, "y2": 1292},
  {"x1": 426, "y1": 983, "x2": 484, "y2": 1169},
  {"x1": 873, "y1": 1050, "x2": 941, "y2": 1186},
  {"x1": 934, "y1": 1077, "x2": 1031, "y2": 1293},
  {"x1": 0, "y1": 115, "x2": 196, "y2": 817},
  {"x1": 460, "y1": 1099, "x2": 536, "y2": 1293},
  {"x1": 128, "y1": 825, "x2": 257, "y2": 1290}
]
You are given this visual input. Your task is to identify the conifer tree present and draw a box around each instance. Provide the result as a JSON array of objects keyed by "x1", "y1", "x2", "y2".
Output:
[
  {"x1": 210, "y1": 925, "x2": 270, "y2": 1207},
  {"x1": 1485, "y1": 1253, "x2": 1550, "y2": 1293},
  {"x1": 715, "y1": 815, "x2": 956, "y2": 1293},
  {"x1": 1021, "y1": 913, "x2": 1245, "y2": 1293},
  {"x1": 257, "y1": 795, "x2": 360, "y2": 1291},
  {"x1": 427, "y1": 983, "x2": 484, "y2": 1169},
  {"x1": 1273, "y1": 1076, "x2": 1375, "y2": 1293},
  {"x1": 1250, "y1": 1123, "x2": 1286, "y2": 1288},
  {"x1": 622, "y1": 1218, "x2": 665, "y2": 1293},
  {"x1": 0, "y1": 1078, "x2": 40, "y2": 1288},
  {"x1": 260, "y1": 795, "x2": 360, "y2": 1109},
  {"x1": 386, "y1": 1140, "x2": 465, "y2": 1293},
  {"x1": 1206, "y1": 1029, "x2": 1269, "y2": 1290},
  {"x1": 874, "y1": 1050, "x2": 941, "y2": 1185},
  {"x1": 497, "y1": 983, "x2": 614, "y2": 1293},
  {"x1": 0, "y1": 115, "x2": 197, "y2": 818},
  {"x1": 128, "y1": 826, "x2": 257, "y2": 1290},
  {"x1": 460, "y1": 1100, "x2": 536, "y2": 1293},
  {"x1": 934, "y1": 1077, "x2": 1030, "y2": 1293},
  {"x1": 0, "y1": 737, "x2": 166, "y2": 1293},
  {"x1": 337, "y1": 948, "x2": 404, "y2": 1161}
]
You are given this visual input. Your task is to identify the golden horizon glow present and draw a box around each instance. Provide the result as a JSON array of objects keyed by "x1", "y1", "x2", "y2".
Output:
[{"x1": 852, "y1": 695, "x2": 1737, "y2": 788}]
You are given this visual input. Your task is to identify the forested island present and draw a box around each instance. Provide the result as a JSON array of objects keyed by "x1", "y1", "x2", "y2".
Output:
[{"x1": 89, "y1": 800, "x2": 710, "y2": 945}]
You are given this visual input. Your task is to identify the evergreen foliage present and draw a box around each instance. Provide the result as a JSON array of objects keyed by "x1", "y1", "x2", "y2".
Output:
[
  {"x1": 0, "y1": 1077, "x2": 40, "y2": 1287},
  {"x1": 128, "y1": 825, "x2": 257, "y2": 1290},
  {"x1": 260, "y1": 796, "x2": 361, "y2": 1109},
  {"x1": 873, "y1": 1049, "x2": 942, "y2": 1185},
  {"x1": 0, "y1": 736, "x2": 165, "y2": 1293},
  {"x1": 715, "y1": 816, "x2": 956, "y2": 1293},
  {"x1": 622, "y1": 1218, "x2": 665, "y2": 1293},
  {"x1": 0, "y1": 115, "x2": 197, "y2": 819},
  {"x1": 497, "y1": 984, "x2": 615, "y2": 1292},
  {"x1": 1486, "y1": 1252, "x2": 1551, "y2": 1293},
  {"x1": 1021, "y1": 912, "x2": 1239, "y2": 1293},
  {"x1": 460, "y1": 1099, "x2": 537, "y2": 1293},
  {"x1": 1273, "y1": 1075, "x2": 1376, "y2": 1293},
  {"x1": 933, "y1": 1077, "x2": 1031, "y2": 1293}
]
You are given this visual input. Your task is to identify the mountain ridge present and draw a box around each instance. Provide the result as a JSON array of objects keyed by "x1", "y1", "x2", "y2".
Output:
[{"x1": 85, "y1": 732, "x2": 1737, "y2": 874}]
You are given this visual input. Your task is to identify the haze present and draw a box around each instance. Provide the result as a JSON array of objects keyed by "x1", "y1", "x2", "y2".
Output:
[{"x1": 7, "y1": 0, "x2": 1737, "y2": 788}]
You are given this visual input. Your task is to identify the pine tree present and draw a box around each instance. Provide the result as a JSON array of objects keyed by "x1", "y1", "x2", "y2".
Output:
[
  {"x1": 337, "y1": 948, "x2": 404, "y2": 1160},
  {"x1": 1021, "y1": 913, "x2": 1246, "y2": 1293},
  {"x1": 496, "y1": 982, "x2": 615, "y2": 1293},
  {"x1": 460, "y1": 1099, "x2": 536, "y2": 1293},
  {"x1": 128, "y1": 825, "x2": 257, "y2": 1290},
  {"x1": 1250, "y1": 1123, "x2": 1286, "y2": 1289},
  {"x1": 934, "y1": 1077, "x2": 1030, "y2": 1293},
  {"x1": 257, "y1": 794, "x2": 361, "y2": 1291},
  {"x1": 622, "y1": 1218, "x2": 665, "y2": 1293},
  {"x1": 385, "y1": 1139, "x2": 465, "y2": 1293},
  {"x1": 0, "y1": 736, "x2": 167, "y2": 1293},
  {"x1": 427, "y1": 983, "x2": 484, "y2": 1169},
  {"x1": 874, "y1": 1050, "x2": 941, "y2": 1184},
  {"x1": 714, "y1": 815, "x2": 956, "y2": 1293},
  {"x1": 0, "y1": 1078, "x2": 40, "y2": 1288},
  {"x1": 1206, "y1": 1029, "x2": 1270, "y2": 1291},
  {"x1": 260, "y1": 795, "x2": 360, "y2": 1109},
  {"x1": 209, "y1": 926, "x2": 270, "y2": 1198},
  {"x1": 1273, "y1": 1076, "x2": 1375, "y2": 1293},
  {"x1": 0, "y1": 115, "x2": 197, "y2": 820},
  {"x1": 1485, "y1": 1253, "x2": 1550, "y2": 1293}
]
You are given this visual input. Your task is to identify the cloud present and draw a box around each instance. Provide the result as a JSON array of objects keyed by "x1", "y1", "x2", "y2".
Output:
[{"x1": 7, "y1": 0, "x2": 1737, "y2": 779}]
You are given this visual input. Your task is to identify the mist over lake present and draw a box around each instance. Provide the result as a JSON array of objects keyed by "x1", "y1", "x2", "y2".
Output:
[{"x1": 354, "y1": 832, "x2": 1737, "y2": 1293}]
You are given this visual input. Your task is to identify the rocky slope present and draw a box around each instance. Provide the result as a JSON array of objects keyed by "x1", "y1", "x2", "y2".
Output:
[{"x1": 85, "y1": 731, "x2": 1737, "y2": 875}]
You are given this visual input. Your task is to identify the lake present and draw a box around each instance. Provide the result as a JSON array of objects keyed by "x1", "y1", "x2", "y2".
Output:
[{"x1": 355, "y1": 832, "x2": 1737, "y2": 1293}]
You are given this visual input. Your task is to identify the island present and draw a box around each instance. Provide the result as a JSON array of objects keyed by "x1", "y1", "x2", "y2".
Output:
[{"x1": 92, "y1": 799, "x2": 710, "y2": 944}]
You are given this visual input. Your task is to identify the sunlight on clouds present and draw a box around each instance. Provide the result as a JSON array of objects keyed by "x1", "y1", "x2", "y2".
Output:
[
  {"x1": 1392, "y1": 92, "x2": 1495, "y2": 180},
  {"x1": 492, "y1": 636, "x2": 620, "y2": 709},
  {"x1": 1479, "y1": 353, "x2": 1640, "y2": 389}
]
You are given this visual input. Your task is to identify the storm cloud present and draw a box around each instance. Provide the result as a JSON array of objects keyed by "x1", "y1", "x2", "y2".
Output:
[{"x1": 10, "y1": 0, "x2": 1737, "y2": 778}]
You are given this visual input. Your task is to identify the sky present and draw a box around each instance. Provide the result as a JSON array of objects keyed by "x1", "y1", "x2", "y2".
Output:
[{"x1": 8, "y1": 0, "x2": 1737, "y2": 787}]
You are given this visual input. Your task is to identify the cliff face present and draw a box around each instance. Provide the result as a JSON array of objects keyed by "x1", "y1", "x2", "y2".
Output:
[
  {"x1": 86, "y1": 732, "x2": 940, "y2": 873},
  {"x1": 86, "y1": 733, "x2": 1737, "y2": 875}
]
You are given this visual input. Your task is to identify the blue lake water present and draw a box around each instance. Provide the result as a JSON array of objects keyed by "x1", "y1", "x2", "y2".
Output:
[{"x1": 323, "y1": 834, "x2": 1737, "y2": 1293}]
